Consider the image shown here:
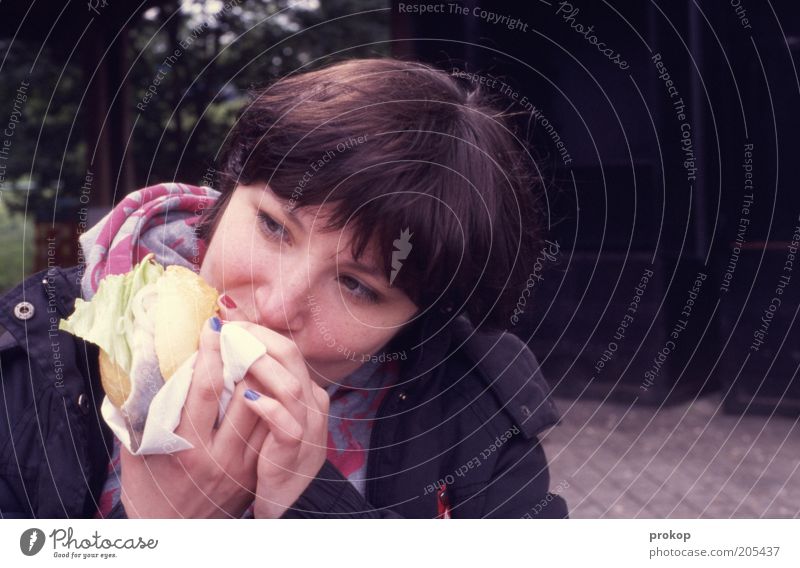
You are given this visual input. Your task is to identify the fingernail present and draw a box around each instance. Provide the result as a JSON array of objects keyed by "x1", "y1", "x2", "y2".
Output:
[
  {"x1": 244, "y1": 389, "x2": 261, "y2": 401},
  {"x1": 219, "y1": 294, "x2": 237, "y2": 309},
  {"x1": 209, "y1": 316, "x2": 222, "y2": 332}
]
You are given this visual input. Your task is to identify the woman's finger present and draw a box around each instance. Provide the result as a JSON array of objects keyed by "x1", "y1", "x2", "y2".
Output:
[
  {"x1": 311, "y1": 384, "x2": 330, "y2": 415},
  {"x1": 175, "y1": 317, "x2": 224, "y2": 447},
  {"x1": 242, "y1": 422, "x2": 271, "y2": 466},
  {"x1": 243, "y1": 390, "x2": 306, "y2": 482},
  {"x1": 242, "y1": 389, "x2": 303, "y2": 446},
  {"x1": 211, "y1": 380, "x2": 261, "y2": 454},
  {"x1": 227, "y1": 321, "x2": 308, "y2": 382},
  {"x1": 243, "y1": 355, "x2": 309, "y2": 426}
]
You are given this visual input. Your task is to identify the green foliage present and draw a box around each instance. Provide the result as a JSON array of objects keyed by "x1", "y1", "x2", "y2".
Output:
[
  {"x1": 0, "y1": 37, "x2": 84, "y2": 220},
  {"x1": 0, "y1": 198, "x2": 34, "y2": 294},
  {"x1": 128, "y1": 0, "x2": 391, "y2": 188},
  {"x1": 0, "y1": 0, "x2": 390, "y2": 211}
]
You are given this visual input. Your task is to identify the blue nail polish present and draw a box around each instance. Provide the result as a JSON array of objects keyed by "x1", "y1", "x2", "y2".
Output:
[
  {"x1": 244, "y1": 389, "x2": 261, "y2": 401},
  {"x1": 209, "y1": 316, "x2": 222, "y2": 332}
]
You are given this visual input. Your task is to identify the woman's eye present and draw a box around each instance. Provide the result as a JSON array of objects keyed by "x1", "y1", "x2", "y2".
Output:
[
  {"x1": 339, "y1": 275, "x2": 380, "y2": 304},
  {"x1": 257, "y1": 211, "x2": 288, "y2": 242},
  {"x1": 257, "y1": 210, "x2": 378, "y2": 304}
]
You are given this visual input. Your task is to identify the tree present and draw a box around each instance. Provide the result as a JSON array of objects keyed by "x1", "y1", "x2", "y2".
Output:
[{"x1": 0, "y1": 0, "x2": 391, "y2": 216}]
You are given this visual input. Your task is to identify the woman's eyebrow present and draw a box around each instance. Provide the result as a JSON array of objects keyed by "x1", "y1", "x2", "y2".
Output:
[
  {"x1": 333, "y1": 254, "x2": 387, "y2": 283},
  {"x1": 282, "y1": 206, "x2": 305, "y2": 231},
  {"x1": 344, "y1": 258, "x2": 380, "y2": 275}
]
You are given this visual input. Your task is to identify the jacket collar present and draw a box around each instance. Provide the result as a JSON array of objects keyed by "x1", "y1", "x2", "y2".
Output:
[
  {"x1": 393, "y1": 310, "x2": 560, "y2": 439},
  {"x1": 389, "y1": 308, "x2": 455, "y2": 380}
]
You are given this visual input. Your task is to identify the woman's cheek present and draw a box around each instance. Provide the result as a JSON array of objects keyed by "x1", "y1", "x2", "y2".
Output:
[
  {"x1": 306, "y1": 297, "x2": 341, "y2": 351},
  {"x1": 304, "y1": 305, "x2": 366, "y2": 360},
  {"x1": 335, "y1": 325, "x2": 393, "y2": 361}
]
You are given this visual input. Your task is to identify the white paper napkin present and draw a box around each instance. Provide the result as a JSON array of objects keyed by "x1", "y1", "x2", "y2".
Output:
[{"x1": 101, "y1": 323, "x2": 267, "y2": 455}]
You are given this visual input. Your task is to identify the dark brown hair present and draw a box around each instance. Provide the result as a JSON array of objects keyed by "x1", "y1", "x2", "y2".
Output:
[{"x1": 196, "y1": 58, "x2": 544, "y2": 331}]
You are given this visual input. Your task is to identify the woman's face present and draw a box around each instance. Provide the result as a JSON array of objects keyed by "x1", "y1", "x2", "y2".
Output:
[{"x1": 199, "y1": 183, "x2": 419, "y2": 386}]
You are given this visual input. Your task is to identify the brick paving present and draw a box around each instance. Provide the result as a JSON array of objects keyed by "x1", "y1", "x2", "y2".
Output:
[{"x1": 540, "y1": 395, "x2": 800, "y2": 518}]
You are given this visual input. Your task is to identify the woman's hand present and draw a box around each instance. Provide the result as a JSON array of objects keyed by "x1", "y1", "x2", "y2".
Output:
[
  {"x1": 231, "y1": 321, "x2": 331, "y2": 519},
  {"x1": 119, "y1": 317, "x2": 268, "y2": 518}
]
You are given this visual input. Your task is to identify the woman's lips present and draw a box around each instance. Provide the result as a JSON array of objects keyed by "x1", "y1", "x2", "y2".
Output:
[{"x1": 218, "y1": 293, "x2": 237, "y2": 309}]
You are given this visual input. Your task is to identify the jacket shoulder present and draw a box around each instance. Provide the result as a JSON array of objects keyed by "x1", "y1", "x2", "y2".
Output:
[
  {"x1": 447, "y1": 316, "x2": 560, "y2": 439},
  {"x1": 0, "y1": 265, "x2": 109, "y2": 518},
  {"x1": 0, "y1": 265, "x2": 85, "y2": 390}
]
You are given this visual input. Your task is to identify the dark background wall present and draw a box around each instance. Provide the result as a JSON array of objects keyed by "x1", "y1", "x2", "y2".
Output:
[{"x1": 393, "y1": 0, "x2": 800, "y2": 415}]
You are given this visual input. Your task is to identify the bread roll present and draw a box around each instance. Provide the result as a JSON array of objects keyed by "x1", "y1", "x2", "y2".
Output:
[
  {"x1": 98, "y1": 349, "x2": 130, "y2": 409},
  {"x1": 97, "y1": 264, "x2": 219, "y2": 408},
  {"x1": 154, "y1": 265, "x2": 220, "y2": 382}
]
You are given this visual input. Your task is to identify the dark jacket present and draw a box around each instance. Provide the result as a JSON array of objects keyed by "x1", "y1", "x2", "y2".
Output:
[{"x1": 0, "y1": 265, "x2": 568, "y2": 519}]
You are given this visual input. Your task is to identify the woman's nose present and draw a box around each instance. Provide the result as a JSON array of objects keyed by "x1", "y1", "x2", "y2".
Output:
[{"x1": 253, "y1": 266, "x2": 310, "y2": 332}]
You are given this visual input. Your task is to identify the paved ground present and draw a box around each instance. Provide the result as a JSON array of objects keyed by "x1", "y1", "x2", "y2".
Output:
[{"x1": 539, "y1": 394, "x2": 800, "y2": 518}]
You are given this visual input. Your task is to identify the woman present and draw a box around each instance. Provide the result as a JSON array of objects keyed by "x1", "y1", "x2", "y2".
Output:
[{"x1": 0, "y1": 58, "x2": 567, "y2": 518}]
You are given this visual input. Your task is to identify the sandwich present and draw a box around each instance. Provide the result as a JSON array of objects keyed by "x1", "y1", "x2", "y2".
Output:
[{"x1": 59, "y1": 253, "x2": 219, "y2": 444}]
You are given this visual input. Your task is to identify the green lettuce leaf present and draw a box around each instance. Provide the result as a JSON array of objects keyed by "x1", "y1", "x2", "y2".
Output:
[{"x1": 59, "y1": 254, "x2": 164, "y2": 374}]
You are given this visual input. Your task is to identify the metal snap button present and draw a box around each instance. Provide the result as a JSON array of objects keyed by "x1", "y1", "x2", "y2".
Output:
[
  {"x1": 398, "y1": 392, "x2": 407, "y2": 401},
  {"x1": 77, "y1": 393, "x2": 91, "y2": 415},
  {"x1": 13, "y1": 301, "x2": 35, "y2": 320}
]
